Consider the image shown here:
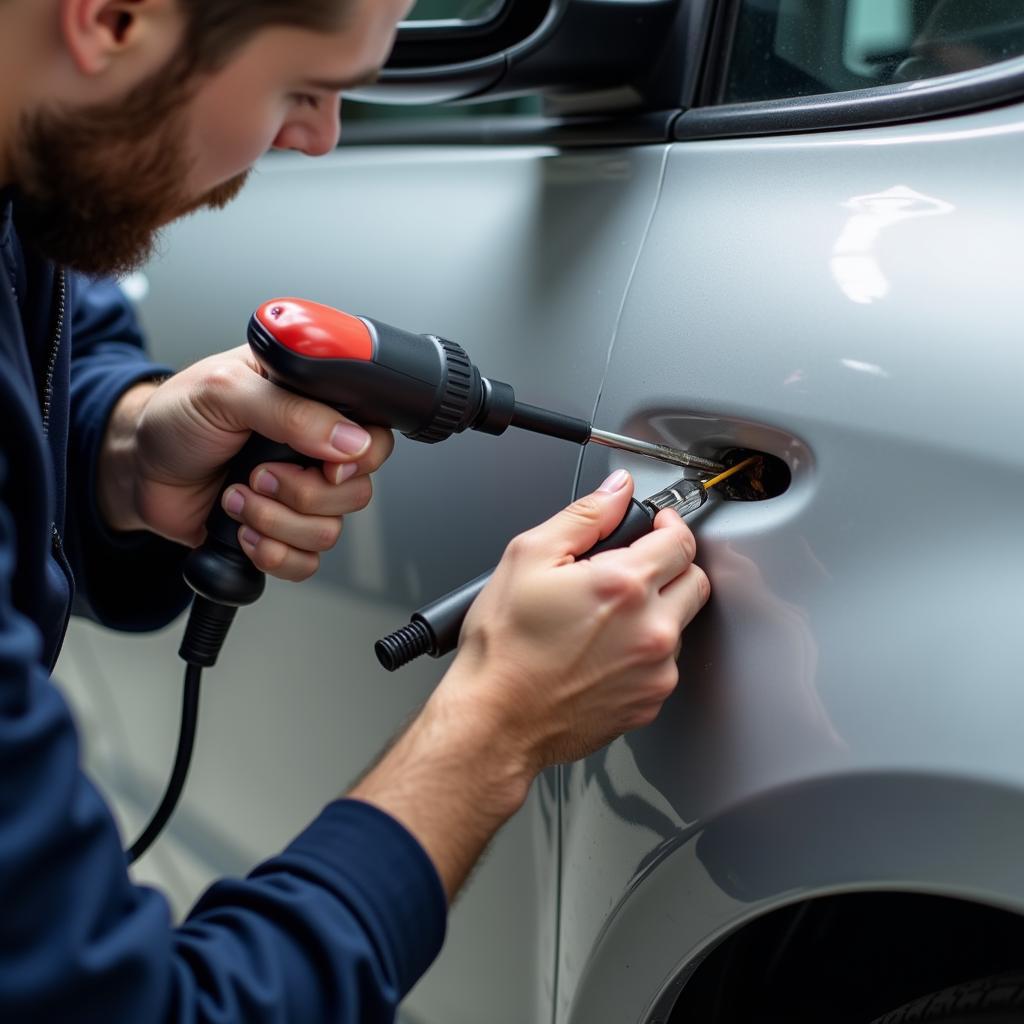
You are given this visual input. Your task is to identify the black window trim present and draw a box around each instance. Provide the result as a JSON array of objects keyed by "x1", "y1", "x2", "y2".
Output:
[
  {"x1": 343, "y1": 0, "x2": 1024, "y2": 149},
  {"x1": 338, "y1": 109, "x2": 682, "y2": 148},
  {"x1": 679, "y1": 48, "x2": 1024, "y2": 141}
]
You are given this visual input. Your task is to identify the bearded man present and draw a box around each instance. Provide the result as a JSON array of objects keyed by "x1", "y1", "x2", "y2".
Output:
[{"x1": 0, "y1": 1, "x2": 710, "y2": 1021}]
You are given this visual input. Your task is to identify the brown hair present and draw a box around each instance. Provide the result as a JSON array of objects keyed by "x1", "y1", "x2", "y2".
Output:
[{"x1": 176, "y1": 0, "x2": 350, "y2": 72}]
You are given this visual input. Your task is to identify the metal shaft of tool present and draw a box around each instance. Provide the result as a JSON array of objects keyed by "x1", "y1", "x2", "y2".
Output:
[{"x1": 589, "y1": 428, "x2": 725, "y2": 474}]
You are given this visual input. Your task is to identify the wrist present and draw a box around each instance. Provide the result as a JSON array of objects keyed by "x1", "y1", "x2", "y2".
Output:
[
  {"x1": 351, "y1": 683, "x2": 533, "y2": 828},
  {"x1": 347, "y1": 671, "x2": 535, "y2": 902},
  {"x1": 420, "y1": 677, "x2": 536, "y2": 818},
  {"x1": 97, "y1": 382, "x2": 161, "y2": 534}
]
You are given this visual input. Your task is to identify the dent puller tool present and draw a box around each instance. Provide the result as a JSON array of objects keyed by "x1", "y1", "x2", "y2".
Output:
[{"x1": 375, "y1": 458, "x2": 761, "y2": 672}]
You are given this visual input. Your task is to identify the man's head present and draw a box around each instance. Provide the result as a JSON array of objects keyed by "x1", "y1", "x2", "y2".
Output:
[{"x1": 0, "y1": 0, "x2": 411, "y2": 276}]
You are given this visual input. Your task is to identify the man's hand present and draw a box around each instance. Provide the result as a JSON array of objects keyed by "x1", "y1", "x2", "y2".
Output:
[
  {"x1": 448, "y1": 467, "x2": 709, "y2": 771},
  {"x1": 98, "y1": 346, "x2": 394, "y2": 581},
  {"x1": 349, "y1": 470, "x2": 709, "y2": 900}
]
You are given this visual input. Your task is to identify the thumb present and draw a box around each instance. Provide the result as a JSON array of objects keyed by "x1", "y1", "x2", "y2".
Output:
[{"x1": 526, "y1": 469, "x2": 634, "y2": 560}]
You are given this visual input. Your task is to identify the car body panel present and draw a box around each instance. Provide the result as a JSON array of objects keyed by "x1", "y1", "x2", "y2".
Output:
[
  {"x1": 58, "y1": 143, "x2": 671, "y2": 1024},
  {"x1": 558, "y1": 101, "x2": 1024, "y2": 1022}
]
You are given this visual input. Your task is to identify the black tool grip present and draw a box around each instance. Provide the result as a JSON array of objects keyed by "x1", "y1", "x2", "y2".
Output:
[
  {"x1": 376, "y1": 498, "x2": 656, "y2": 671},
  {"x1": 183, "y1": 434, "x2": 319, "y2": 609}
]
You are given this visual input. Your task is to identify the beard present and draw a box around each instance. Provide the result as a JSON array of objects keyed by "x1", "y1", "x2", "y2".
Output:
[{"x1": 10, "y1": 66, "x2": 250, "y2": 279}]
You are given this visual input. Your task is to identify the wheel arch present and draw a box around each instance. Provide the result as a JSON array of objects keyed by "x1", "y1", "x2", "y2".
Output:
[{"x1": 559, "y1": 769, "x2": 1024, "y2": 1023}]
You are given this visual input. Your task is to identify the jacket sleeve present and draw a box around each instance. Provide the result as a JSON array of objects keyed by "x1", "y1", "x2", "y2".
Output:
[
  {"x1": 63, "y1": 274, "x2": 191, "y2": 632},
  {"x1": 0, "y1": 462, "x2": 447, "y2": 1023}
]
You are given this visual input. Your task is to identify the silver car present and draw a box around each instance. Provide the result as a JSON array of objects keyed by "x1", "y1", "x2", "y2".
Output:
[{"x1": 59, "y1": 1, "x2": 1024, "y2": 1021}]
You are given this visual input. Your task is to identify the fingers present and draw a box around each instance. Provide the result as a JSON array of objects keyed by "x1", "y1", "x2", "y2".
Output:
[
  {"x1": 246, "y1": 462, "x2": 374, "y2": 518},
  {"x1": 221, "y1": 456, "x2": 383, "y2": 581},
  {"x1": 514, "y1": 470, "x2": 635, "y2": 563},
  {"x1": 238, "y1": 530, "x2": 320, "y2": 584},
  {"x1": 201, "y1": 356, "x2": 377, "y2": 464},
  {"x1": 625, "y1": 511, "x2": 698, "y2": 590},
  {"x1": 320, "y1": 426, "x2": 394, "y2": 484},
  {"x1": 223, "y1": 482, "x2": 351, "y2": 553},
  {"x1": 659, "y1": 562, "x2": 712, "y2": 632}
]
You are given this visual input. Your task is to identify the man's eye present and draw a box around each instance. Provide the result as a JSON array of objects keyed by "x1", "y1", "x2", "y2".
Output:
[{"x1": 295, "y1": 94, "x2": 321, "y2": 110}]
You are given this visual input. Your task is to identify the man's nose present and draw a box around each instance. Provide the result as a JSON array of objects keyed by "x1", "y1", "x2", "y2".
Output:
[{"x1": 273, "y1": 96, "x2": 342, "y2": 156}]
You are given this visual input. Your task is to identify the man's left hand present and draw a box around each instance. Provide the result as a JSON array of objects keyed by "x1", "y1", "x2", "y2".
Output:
[{"x1": 98, "y1": 346, "x2": 395, "y2": 582}]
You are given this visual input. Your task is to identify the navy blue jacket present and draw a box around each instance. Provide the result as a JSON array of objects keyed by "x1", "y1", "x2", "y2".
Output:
[{"x1": 0, "y1": 192, "x2": 446, "y2": 1022}]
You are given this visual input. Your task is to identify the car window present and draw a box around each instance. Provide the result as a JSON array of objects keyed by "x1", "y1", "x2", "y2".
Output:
[
  {"x1": 723, "y1": 0, "x2": 1024, "y2": 104},
  {"x1": 404, "y1": 0, "x2": 506, "y2": 22}
]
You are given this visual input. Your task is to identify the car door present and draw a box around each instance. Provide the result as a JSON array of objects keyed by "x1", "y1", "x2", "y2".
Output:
[{"x1": 550, "y1": 4, "x2": 1024, "y2": 1023}]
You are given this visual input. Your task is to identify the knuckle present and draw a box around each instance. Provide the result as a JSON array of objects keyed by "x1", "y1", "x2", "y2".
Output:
[
  {"x1": 205, "y1": 361, "x2": 246, "y2": 391},
  {"x1": 291, "y1": 479, "x2": 321, "y2": 515},
  {"x1": 654, "y1": 661, "x2": 680, "y2": 699},
  {"x1": 565, "y1": 494, "x2": 602, "y2": 526},
  {"x1": 595, "y1": 561, "x2": 645, "y2": 604},
  {"x1": 504, "y1": 532, "x2": 536, "y2": 563},
  {"x1": 280, "y1": 394, "x2": 316, "y2": 439},
  {"x1": 677, "y1": 525, "x2": 697, "y2": 565},
  {"x1": 244, "y1": 499, "x2": 280, "y2": 536},
  {"x1": 198, "y1": 361, "x2": 247, "y2": 406},
  {"x1": 312, "y1": 518, "x2": 343, "y2": 552},
  {"x1": 638, "y1": 623, "x2": 679, "y2": 661},
  {"x1": 255, "y1": 543, "x2": 287, "y2": 573}
]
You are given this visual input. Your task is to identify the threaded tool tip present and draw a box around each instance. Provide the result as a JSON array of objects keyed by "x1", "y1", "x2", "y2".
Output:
[{"x1": 375, "y1": 620, "x2": 433, "y2": 672}]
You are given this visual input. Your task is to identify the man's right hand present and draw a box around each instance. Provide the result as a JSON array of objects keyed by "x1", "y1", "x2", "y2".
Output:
[
  {"x1": 348, "y1": 469, "x2": 709, "y2": 902},
  {"x1": 444, "y1": 467, "x2": 710, "y2": 774}
]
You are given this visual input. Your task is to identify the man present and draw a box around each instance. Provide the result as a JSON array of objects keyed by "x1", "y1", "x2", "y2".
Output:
[{"x1": 0, "y1": 0, "x2": 710, "y2": 1020}]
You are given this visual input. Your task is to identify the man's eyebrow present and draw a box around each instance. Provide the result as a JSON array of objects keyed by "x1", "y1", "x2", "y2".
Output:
[{"x1": 305, "y1": 68, "x2": 381, "y2": 91}]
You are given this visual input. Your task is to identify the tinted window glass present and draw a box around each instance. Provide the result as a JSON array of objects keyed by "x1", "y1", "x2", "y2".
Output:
[
  {"x1": 724, "y1": 0, "x2": 1024, "y2": 103},
  {"x1": 404, "y1": 0, "x2": 505, "y2": 22}
]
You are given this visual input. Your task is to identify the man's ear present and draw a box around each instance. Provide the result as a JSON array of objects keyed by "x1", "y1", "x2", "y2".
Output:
[{"x1": 59, "y1": 0, "x2": 175, "y2": 76}]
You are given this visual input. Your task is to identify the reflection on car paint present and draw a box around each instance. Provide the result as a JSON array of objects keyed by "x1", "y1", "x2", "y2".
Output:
[{"x1": 830, "y1": 185, "x2": 954, "y2": 305}]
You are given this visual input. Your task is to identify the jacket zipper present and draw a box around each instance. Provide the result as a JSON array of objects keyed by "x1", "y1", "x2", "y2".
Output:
[
  {"x1": 43, "y1": 269, "x2": 73, "y2": 659},
  {"x1": 49, "y1": 524, "x2": 74, "y2": 669},
  {"x1": 41, "y1": 267, "x2": 66, "y2": 438}
]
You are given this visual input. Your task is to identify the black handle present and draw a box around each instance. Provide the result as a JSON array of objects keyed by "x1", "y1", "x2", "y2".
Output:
[
  {"x1": 375, "y1": 498, "x2": 655, "y2": 671},
  {"x1": 183, "y1": 434, "x2": 318, "y2": 608}
]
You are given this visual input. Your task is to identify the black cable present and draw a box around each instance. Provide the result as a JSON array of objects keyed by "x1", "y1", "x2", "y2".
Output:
[{"x1": 127, "y1": 664, "x2": 203, "y2": 865}]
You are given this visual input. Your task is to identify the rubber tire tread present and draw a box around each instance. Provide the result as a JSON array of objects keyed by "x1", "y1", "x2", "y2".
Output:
[{"x1": 871, "y1": 973, "x2": 1024, "y2": 1023}]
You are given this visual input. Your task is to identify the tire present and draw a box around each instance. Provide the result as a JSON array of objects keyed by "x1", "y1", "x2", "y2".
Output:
[{"x1": 872, "y1": 973, "x2": 1024, "y2": 1023}]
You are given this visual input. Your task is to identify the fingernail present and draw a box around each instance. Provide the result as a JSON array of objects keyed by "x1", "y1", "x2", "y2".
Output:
[
  {"x1": 331, "y1": 423, "x2": 371, "y2": 456},
  {"x1": 240, "y1": 528, "x2": 261, "y2": 548},
  {"x1": 224, "y1": 489, "x2": 245, "y2": 516},
  {"x1": 254, "y1": 470, "x2": 279, "y2": 496},
  {"x1": 598, "y1": 469, "x2": 630, "y2": 493},
  {"x1": 332, "y1": 463, "x2": 360, "y2": 485}
]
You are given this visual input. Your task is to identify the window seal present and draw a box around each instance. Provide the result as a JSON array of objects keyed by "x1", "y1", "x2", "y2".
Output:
[
  {"x1": 693, "y1": 0, "x2": 742, "y2": 108},
  {"x1": 676, "y1": 54, "x2": 1024, "y2": 140}
]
